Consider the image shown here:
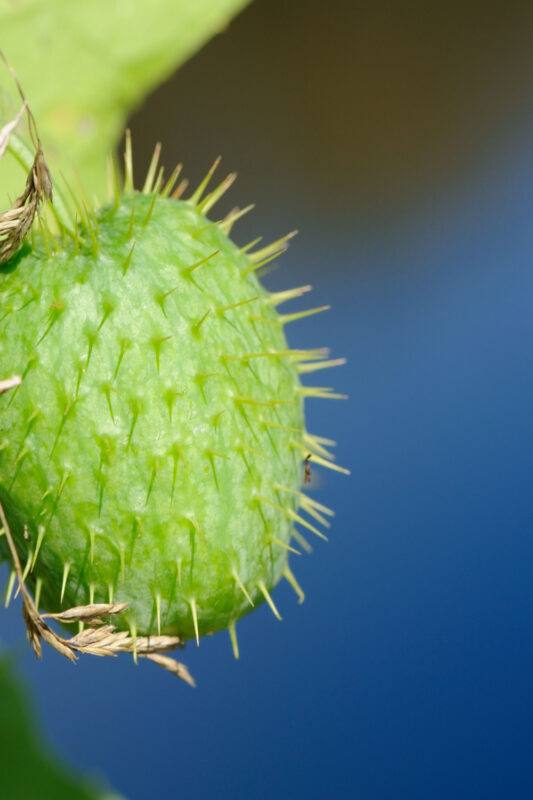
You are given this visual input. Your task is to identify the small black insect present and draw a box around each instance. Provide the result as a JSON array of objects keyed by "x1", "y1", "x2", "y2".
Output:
[{"x1": 304, "y1": 453, "x2": 312, "y2": 485}]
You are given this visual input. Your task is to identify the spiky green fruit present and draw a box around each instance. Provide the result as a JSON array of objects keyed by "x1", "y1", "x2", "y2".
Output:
[{"x1": 0, "y1": 169, "x2": 338, "y2": 645}]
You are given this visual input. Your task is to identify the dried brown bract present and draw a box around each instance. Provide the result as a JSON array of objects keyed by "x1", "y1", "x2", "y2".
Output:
[
  {"x1": 0, "y1": 497, "x2": 195, "y2": 687},
  {"x1": 0, "y1": 51, "x2": 53, "y2": 265},
  {"x1": 42, "y1": 602, "x2": 129, "y2": 624}
]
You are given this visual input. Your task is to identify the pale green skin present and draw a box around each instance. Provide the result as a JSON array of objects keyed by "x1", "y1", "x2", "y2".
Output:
[{"x1": 0, "y1": 194, "x2": 304, "y2": 639}]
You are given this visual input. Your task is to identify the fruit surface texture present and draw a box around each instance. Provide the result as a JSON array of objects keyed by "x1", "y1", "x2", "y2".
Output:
[{"x1": 0, "y1": 190, "x2": 307, "y2": 641}]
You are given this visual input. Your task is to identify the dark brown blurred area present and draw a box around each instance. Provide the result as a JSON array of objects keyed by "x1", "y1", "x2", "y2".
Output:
[{"x1": 129, "y1": 0, "x2": 533, "y2": 220}]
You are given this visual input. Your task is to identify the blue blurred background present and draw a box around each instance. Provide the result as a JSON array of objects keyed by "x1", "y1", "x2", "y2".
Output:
[{"x1": 3, "y1": 2, "x2": 533, "y2": 797}]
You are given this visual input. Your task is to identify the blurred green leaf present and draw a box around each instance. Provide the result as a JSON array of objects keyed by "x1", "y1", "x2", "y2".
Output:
[
  {"x1": 0, "y1": 657, "x2": 121, "y2": 800},
  {"x1": 0, "y1": 0, "x2": 250, "y2": 199}
]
